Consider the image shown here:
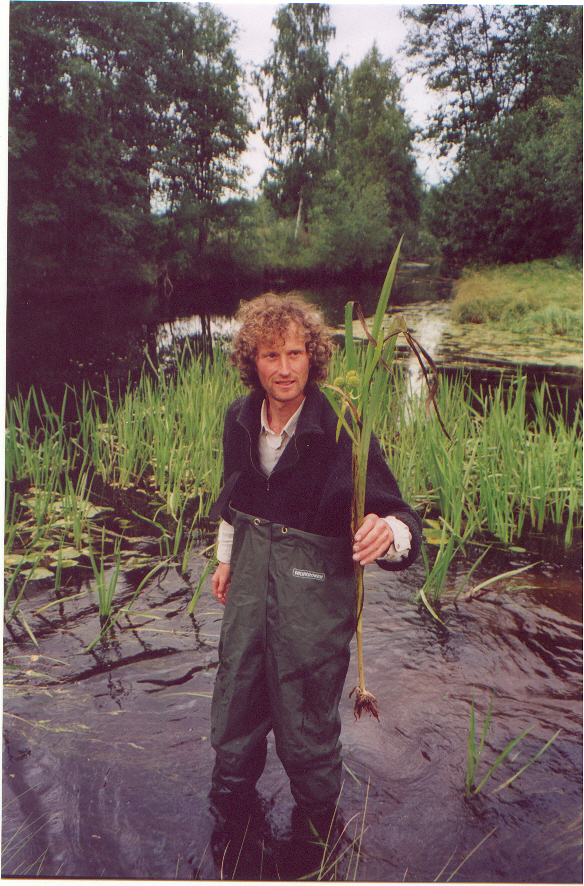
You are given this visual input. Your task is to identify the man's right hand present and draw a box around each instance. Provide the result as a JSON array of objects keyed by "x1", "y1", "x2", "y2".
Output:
[{"x1": 212, "y1": 562, "x2": 231, "y2": 606}]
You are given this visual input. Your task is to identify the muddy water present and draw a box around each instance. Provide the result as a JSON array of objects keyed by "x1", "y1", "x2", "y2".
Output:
[{"x1": 3, "y1": 549, "x2": 582, "y2": 881}]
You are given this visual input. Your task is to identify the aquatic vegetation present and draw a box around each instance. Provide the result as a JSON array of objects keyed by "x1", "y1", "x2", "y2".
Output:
[
  {"x1": 324, "y1": 265, "x2": 399, "y2": 718},
  {"x1": 419, "y1": 519, "x2": 459, "y2": 620},
  {"x1": 188, "y1": 548, "x2": 218, "y2": 615},
  {"x1": 461, "y1": 561, "x2": 539, "y2": 601},
  {"x1": 384, "y1": 371, "x2": 582, "y2": 552},
  {"x1": 4, "y1": 324, "x2": 582, "y2": 636},
  {"x1": 311, "y1": 783, "x2": 369, "y2": 881},
  {"x1": 465, "y1": 691, "x2": 561, "y2": 798},
  {"x1": 86, "y1": 556, "x2": 171, "y2": 652},
  {"x1": 1, "y1": 807, "x2": 54, "y2": 877},
  {"x1": 434, "y1": 827, "x2": 498, "y2": 883},
  {"x1": 86, "y1": 529, "x2": 123, "y2": 625}
]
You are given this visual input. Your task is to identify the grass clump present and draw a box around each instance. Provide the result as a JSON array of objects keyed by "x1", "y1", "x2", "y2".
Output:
[
  {"x1": 4, "y1": 344, "x2": 244, "y2": 636},
  {"x1": 451, "y1": 258, "x2": 583, "y2": 339}
]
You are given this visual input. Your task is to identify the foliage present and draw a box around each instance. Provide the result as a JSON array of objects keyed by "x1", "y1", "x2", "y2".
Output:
[
  {"x1": 381, "y1": 371, "x2": 582, "y2": 550},
  {"x1": 255, "y1": 3, "x2": 339, "y2": 227},
  {"x1": 466, "y1": 691, "x2": 561, "y2": 797},
  {"x1": 310, "y1": 175, "x2": 401, "y2": 272},
  {"x1": 5, "y1": 346, "x2": 243, "y2": 598},
  {"x1": 309, "y1": 46, "x2": 422, "y2": 270},
  {"x1": 405, "y1": 5, "x2": 583, "y2": 267},
  {"x1": 323, "y1": 245, "x2": 404, "y2": 719},
  {"x1": 8, "y1": 1, "x2": 252, "y2": 296},
  {"x1": 323, "y1": 243, "x2": 453, "y2": 705},
  {"x1": 402, "y1": 5, "x2": 583, "y2": 163},
  {"x1": 426, "y1": 91, "x2": 583, "y2": 268},
  {"x1": 252, "y1": 43, "x2": 423, "y2": 274},
  {"x1": 149, "y1": 2, "x2": 252, "y2": 244}
]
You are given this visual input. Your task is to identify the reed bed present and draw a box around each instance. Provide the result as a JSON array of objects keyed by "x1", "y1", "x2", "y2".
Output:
[
  {"x1": 5, "y1": 342, "x2": 582, "y2": 630},
  {"x1": 370, "y1": 365, "x2": 582, "y2": 549}
]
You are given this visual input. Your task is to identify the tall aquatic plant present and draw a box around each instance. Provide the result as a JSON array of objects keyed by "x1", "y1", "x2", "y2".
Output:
[{"x1": 324, "y1": 240, "x2": 448, "y2": 719}]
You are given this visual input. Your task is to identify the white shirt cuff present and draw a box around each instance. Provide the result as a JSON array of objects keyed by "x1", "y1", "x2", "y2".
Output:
[
  {"x1": 216, "y1": 519, "x2": 234, "y2": 563},
  {"x1": 381, "y1": 516, "x2": 412, "y2": 562}
]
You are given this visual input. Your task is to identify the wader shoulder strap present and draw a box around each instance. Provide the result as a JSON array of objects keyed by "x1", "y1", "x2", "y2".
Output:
[{"x1": 208, "y1": 471, "x2": 242, "y2": 523}]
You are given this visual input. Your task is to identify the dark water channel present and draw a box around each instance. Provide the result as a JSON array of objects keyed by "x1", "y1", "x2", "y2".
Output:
[{"x1": 3, "y1": 545, "x2": 582, "y2": 881}]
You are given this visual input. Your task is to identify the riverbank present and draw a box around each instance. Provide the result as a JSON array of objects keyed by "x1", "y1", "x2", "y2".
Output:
[{"x1": 450, "y1": 257, "x2": 583, "y2": 338}]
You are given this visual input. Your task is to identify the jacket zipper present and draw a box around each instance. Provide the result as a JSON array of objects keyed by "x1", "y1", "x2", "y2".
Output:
[{"x1": 243, "y1": 422, "x2": 301, "y2": 494}]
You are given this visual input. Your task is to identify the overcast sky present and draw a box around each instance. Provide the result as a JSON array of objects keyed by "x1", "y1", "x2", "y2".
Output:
[{"x1": 215, "y1": 3, "x2": 448, "y2": 192}]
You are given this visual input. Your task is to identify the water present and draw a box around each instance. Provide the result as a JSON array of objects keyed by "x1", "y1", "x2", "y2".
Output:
[
  {"x1": 3, "y1": 547, "x2": 581, "y2": 881},
  {"x1": 5, "y1": 270, "x2": 582, "y2": 878}
]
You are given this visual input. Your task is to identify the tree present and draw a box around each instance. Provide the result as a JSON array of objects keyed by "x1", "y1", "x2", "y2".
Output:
[
  {"x1": 256, "y1": 3, "x2": 339, "y2": 238},
  {"x1": 425, "y1": 84, "x2": 583, "y2": 269},
  {"x1": 9, "y1": 1, "x2": 153, "y2": 290},
  {"x1": 310, "y1": 46, "x2": 422, "y2": 271},
  {"x1": 403, "y1": 5, "x2": 583, "y2": 267},
  {"x1": 402, "y1": 4, "x2": 583, "y2": 162},
  {"x1": 151, "y1": 2, "x2": 252, "y2": 252},
  {"x1": 8, "y1": 1, "x2": 252, "y2": 296}
]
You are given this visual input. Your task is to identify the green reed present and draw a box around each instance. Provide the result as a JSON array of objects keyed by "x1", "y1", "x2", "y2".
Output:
[
  {"x1": 87, "y1": 528, "x2": 123, "y2": 624},
  {"x1": 4, "y1": 344, "x2": 244, "y2": 626},
  {"x1": 465, "y1": 690, "x2": 561, "y2": 797},
  {"x1": 5, "y1": 334, "x2": 581, "y2": 622},
  {"x1": 378, "y1": 370, "x2": 582, "y2": 550},
  {"x1": 324, "y1": 243, "x2": 405, "y2": 720}
]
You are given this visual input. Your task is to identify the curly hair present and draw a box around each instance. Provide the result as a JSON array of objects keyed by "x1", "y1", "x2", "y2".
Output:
[{"x1": 231, "y1": 292, "x2": 332, "y2": 392}]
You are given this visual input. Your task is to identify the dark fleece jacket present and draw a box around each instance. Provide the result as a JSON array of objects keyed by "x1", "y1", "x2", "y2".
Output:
[{"x1": 216, "y1": 385, "x2": 423, "y2": 572}]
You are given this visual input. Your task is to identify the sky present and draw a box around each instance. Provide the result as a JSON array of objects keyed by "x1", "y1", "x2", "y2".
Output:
[{"x1": 215, "y1": 3, "x2": 448, "y2": 193}]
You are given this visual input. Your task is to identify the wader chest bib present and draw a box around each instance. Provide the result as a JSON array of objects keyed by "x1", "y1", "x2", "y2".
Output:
[{"x1": 211, "y1": 508, "x2": 355, "y2": 813}]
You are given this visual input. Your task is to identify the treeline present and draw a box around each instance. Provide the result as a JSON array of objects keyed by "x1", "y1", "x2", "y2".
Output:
[
  {"x1": 8, "y1": 2, "x2": 583, "y2": 323},
  {"x1": 406, "y1": 5, "x2": 583, "y2": 271}
]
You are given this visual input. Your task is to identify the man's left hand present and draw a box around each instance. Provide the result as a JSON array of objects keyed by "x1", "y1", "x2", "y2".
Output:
[{"x1": 353, "y1": 514, "x2": 393, "y2": 565}]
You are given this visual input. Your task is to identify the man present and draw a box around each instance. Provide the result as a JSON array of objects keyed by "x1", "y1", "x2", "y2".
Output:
[{"x1": 208, "y1": 292, "x2": 422, "y2": 854}]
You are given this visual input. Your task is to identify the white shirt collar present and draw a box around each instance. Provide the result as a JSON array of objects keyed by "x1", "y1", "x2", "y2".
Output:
[{"x1": 260, "y1": 397, "x2": 305, "y2": 440}]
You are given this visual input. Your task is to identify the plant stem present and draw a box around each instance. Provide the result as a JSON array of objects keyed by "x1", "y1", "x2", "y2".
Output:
[{"x1": 350, "y1": 443, "x2": 379, "y2": 720}]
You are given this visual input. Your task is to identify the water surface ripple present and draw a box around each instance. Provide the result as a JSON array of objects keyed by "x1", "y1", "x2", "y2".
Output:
[{"x1": 3, "y1": 555, "x2": 582, "y2": 881}]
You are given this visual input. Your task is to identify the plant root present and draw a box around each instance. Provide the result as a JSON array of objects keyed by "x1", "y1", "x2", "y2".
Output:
[{"x1": 350, "y1": 686, "x2": 379, "y2": 721}]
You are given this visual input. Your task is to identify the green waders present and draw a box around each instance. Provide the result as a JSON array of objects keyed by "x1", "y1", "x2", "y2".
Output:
[{"x1": 210, "y1": 508, "x2": 355, "y2": 815}]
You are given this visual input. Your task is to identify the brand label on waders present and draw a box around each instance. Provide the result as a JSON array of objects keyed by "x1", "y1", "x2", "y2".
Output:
[{"x1": 292, "y1": 568, "x2": 325, "y2": 581}]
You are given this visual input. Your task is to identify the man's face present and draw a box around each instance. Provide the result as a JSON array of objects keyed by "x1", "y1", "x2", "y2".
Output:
[{"x1": 255, "y1": 324, "x2": 310, "y2": 407}]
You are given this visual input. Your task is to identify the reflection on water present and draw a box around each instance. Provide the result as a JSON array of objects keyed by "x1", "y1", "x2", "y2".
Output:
[
  {"x1": 3, "y1": 548, "x2": 581, "y2": 881},
  {"x1": 403, "y1": 310, "x2": 449, "y2": 399},
  {"x1": 157, "y1": 315, "x2": 236, "y2": 352}
]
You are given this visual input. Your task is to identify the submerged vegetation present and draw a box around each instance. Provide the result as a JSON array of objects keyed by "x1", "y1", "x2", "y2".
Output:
[{"x1": 4, "y1": 340, "x2": 582, "y2": 641}]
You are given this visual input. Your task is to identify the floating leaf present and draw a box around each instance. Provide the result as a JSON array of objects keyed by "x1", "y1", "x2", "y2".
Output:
[
  {"x1": 54, "y1": 547, "x2": 82, "y2": 560},
  {"x1": 5, "y1": 554, "x2": 36, "y2": 568},
  {"x1": 20, "y1": 566, "x2": 53, "y2": 580}
]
